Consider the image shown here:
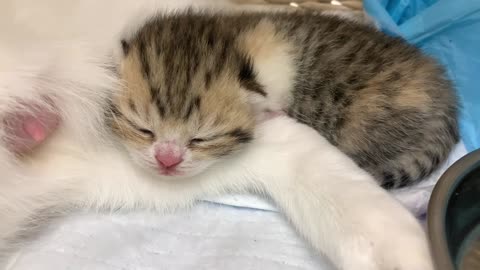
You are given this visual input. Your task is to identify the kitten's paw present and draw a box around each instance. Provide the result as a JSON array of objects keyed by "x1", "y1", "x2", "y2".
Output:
[
  {"x1": 339, "y1": 207, "x2": 434, "y2": 270},
  {"x1": 2, "y1": 99, "x2": 60, "y2": 154}
]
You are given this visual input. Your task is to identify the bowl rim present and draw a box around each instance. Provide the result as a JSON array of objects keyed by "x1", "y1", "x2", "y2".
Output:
[{"x1": 427, "y1": 148, "x2": 480, "y2": 270}]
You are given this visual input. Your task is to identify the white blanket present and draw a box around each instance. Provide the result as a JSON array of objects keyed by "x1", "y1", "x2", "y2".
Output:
[
  {"x1": 8, "y1": 206, "x2": 332, "y2": 270},
  {"x1": 7, "y1": 144, "x2": 467, "y2": 270}
]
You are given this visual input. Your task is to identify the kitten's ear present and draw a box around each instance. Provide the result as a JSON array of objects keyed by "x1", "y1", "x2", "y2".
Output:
[
  {"x1": 238, "y1": 57, "x2": 266, "y2": 97},
  {"x1": 121, "y1": 39, "x2": 130, "y2": 56},
  {"x1": 238, "y1": 57, "x2": 269, "y2": 116}
]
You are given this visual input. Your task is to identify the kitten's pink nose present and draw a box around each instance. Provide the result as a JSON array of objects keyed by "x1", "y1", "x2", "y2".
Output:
[
  {"x1": 155, "y1": 152, "x2": 183, "y2": 169},
  {"x1": 155, "y1": 142, "x2": 184, "y2": 170}
]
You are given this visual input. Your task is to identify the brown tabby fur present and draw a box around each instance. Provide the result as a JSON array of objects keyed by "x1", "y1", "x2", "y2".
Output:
[{"x1": 108, "y1": 10, "x2": 459, "y2": 189}]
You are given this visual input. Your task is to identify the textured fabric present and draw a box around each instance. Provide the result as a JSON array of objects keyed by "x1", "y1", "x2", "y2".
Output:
[{"x1": 8, "y1": 205, "x2": 332, "y2": 270}]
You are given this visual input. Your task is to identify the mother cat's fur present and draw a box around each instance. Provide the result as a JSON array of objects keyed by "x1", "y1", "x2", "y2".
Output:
[{"x1": 0, "y1": 2, "x2": 434, "y2": 270}]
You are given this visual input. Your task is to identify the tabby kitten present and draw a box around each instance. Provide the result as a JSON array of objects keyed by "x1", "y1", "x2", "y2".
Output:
[{"x1": 109, "y1": 10, "x2": 459, "y2": 189}]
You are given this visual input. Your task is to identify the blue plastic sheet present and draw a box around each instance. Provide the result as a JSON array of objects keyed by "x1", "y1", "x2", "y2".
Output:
[{"x1": 364, "y1": 0, "x2": 480, "y2": 152}]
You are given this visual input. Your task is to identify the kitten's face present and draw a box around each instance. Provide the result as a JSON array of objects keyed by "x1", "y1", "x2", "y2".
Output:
[{"x1": 108, "y1": 36, "x2": 263, "y2": 178}]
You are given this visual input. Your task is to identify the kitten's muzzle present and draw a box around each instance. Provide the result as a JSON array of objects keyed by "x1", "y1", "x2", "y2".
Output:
[{"x1": 154, "y1": 141, "x2": 185, "y2": 174}]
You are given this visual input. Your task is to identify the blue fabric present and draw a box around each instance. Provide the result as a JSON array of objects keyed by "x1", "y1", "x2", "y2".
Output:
[{"x1": 364, "y1": 0, "x2": 480, "y2": 152}]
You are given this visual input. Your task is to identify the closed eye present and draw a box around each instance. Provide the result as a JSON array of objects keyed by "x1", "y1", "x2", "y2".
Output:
[
  {"x1": 108, "y1": 103, "x2": 155, "y2": 139},
  {"x1": 137, "y1": 128, "x2": 155, "y2": 138},
  {"x1": 189, "y1": 128, "x2": 252, "y2": 146},
  {"x1": 189, "y1": 137, "x2": 209, "y2": 145}
]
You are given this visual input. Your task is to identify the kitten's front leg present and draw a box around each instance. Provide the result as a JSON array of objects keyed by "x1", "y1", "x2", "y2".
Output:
[{"x1": 247, "y1": 117, "x2": 433, "y2": 270}]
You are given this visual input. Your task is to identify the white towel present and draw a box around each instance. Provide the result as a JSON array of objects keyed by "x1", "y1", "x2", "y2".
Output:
[{"x1": 9, "y1": 205, "x2": 333, "y2": 270}]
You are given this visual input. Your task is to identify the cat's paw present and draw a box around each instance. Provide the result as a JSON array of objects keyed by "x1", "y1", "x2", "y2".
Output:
[{"x1": 339, "y1": 205, "x2": 434, "y2": 270}]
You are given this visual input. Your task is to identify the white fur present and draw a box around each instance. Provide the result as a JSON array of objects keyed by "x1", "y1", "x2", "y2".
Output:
[
  {"x1": 0, "y1": 1, "x2": 433, "y2": 269},
  {"x1": 250, "y1": 35, "x2": 296, "y2": 112},
  {"x1": 8, "y1": 114, "x2": 434, "y2": 270}
]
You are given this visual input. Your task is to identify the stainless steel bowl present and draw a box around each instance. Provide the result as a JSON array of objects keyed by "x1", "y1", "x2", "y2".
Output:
[{"x1": 428, "y1": 149, "x2": 480, "y2": 270}]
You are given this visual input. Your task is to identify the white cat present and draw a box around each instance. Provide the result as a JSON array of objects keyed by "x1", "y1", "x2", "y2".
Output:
[{"x1": 0, "y1": 0, "x2": 433, "y2": 269}]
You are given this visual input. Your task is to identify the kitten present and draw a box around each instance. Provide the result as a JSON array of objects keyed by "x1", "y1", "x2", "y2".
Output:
[
  {"x1": 111, "y1": 10, "x2": 459, "y2": 189},
  {"x1": 0, "y1": 7, "x2": 434, "y2": 270}
]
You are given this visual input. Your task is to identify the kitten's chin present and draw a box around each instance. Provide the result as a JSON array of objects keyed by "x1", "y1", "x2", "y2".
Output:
[
  {"x1": 145, "y1": 162, "x2": 215, "y2": 181},
  {"x1": 152, "y1": 169, "x2": 205, "y2": 181}
]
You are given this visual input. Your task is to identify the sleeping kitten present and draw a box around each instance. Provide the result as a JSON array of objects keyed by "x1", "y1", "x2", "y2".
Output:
[
  {"x1": 0, "y1": 7, "x2": 435, "y2": 270},
  {"x1": 111, "y1": 10, "x2": 459, "y2": 189}
]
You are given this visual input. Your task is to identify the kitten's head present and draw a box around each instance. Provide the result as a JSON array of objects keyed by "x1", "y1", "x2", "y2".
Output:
[{"x1": 108, "y1": 18, "x2": 266, "y2": 178}]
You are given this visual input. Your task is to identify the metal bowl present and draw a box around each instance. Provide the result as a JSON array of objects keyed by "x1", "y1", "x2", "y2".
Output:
[{"x1": 428, "y1": 149, "x2": 480, "y2": 270}]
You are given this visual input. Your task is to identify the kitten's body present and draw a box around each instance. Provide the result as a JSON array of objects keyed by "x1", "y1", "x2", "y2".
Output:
[
  {"x1": 0, "y1": 5, "x2": 437, "y2": 270},
  {"x1": 116, "y1": 11, "x2": 458, "y2": 189}
]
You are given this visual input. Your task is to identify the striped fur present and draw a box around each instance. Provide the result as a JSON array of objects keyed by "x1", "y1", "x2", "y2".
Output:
[{"x1": 110, "y1": 10, "x2": 459, "y2": 188}]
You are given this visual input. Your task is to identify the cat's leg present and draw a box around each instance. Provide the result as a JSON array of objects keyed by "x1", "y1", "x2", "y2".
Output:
[
  {"x1": 4, "y1": 112, "x2": 433, "y2": 270},
  {"x1": 230, "y1": 116, "x2": 434, "y2": 270},
  {"x1": 63, "y1": 115, "x2": 434, "y2": 270}
]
